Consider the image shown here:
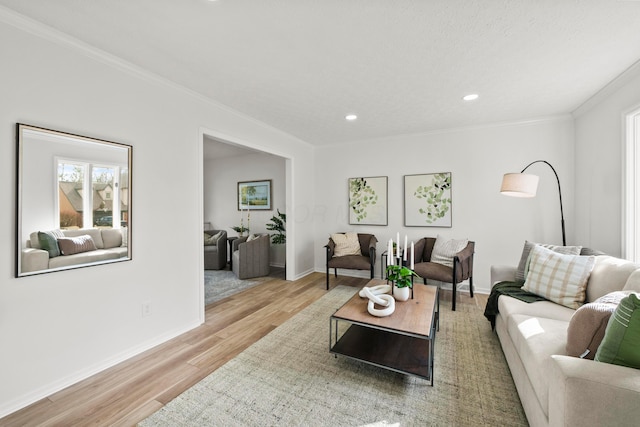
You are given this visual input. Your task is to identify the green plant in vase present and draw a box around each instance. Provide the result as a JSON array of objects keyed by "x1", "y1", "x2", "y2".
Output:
[
  {"x1": 231, "y1": 225, "x2": 249, "y2": 236},
  {"x1": 386, "y1": 264, "x2": 418, "y2": 288},
  {"x1": 386, "y1": 264, "x2": 418, "y2": 302}
]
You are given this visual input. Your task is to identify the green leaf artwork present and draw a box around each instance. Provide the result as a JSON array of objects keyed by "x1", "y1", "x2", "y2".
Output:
[
  {"x1": 414, "y1": 173, "x2": 451, "y2": 224},
  {"x1": 349, "y1": 178, "x2": 379, "y2": 222}
]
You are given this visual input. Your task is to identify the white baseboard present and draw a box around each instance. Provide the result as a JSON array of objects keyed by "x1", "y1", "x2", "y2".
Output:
[{"x1": 0, "y1": 320, "x2": 202, "y2": 419}]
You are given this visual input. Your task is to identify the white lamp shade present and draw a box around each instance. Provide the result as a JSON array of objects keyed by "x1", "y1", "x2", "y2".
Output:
[{"x1": 500, "y1": 173, "x2": 539, "y2": 197}]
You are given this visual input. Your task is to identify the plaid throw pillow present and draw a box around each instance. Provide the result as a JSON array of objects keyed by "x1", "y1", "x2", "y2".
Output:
[
  {"x1": 515, "y1": 240, "x2": 582, "y2": 282},
  {"x1": 523, "y1": 245, "x2": 595, "y2": 309}
]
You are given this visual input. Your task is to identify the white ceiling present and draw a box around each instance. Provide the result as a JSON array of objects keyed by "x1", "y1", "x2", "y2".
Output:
[{"x1": 2, "y1": 0, "x2": 640, "y2": 146}]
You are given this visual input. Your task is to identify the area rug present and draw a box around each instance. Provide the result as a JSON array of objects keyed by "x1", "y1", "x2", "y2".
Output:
[
  {"x1": 205, "y1": 270, "x2": 265, "y2": 305},
  {"x1": 141, "y1": 286, "x2": 527, "y2": 426}
]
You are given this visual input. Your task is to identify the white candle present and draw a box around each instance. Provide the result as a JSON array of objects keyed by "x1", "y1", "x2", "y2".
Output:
[
  {"x1": 387, "y1": 239, "x2": 393, "y2": 266},
  {"x1": 396, "y1": 233, "x2": 400, "y2": 258},
  {"x1": 410, "y1": 241, "x2": 415, "y2": 270},
  {"x1": 403, "y1": 235, "x2": 408, "y2": 261}
]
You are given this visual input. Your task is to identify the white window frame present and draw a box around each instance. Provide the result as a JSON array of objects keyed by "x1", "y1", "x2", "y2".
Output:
[
  {"x1": 55, "y1": 157, "x2": 123, "y2": 229},
  {"x1": 624, "y1": 106, "x2": 640, "y2": 261}
]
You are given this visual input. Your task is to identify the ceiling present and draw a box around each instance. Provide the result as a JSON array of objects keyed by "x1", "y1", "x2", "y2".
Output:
[{"x1": 2, "y1": 0, "x2": 640, "y2": 146}]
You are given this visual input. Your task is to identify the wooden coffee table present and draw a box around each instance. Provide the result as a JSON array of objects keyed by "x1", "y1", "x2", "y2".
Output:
[{"x1": 330, "y1": 279, "x2": 439, "y2": 385}]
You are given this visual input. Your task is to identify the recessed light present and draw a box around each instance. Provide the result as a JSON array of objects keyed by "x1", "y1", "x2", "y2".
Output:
[
  {"x1": 463, "y1": 94, "x2": 479, "y2": 101},
  {"x1": 345, "y1": 114, "x2": 358, "y2": 121}
]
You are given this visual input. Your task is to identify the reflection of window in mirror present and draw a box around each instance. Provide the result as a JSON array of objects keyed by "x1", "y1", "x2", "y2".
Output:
[
  {"x1": 56, "y1": 160, "x2": 127, "y2": 229},
  {"x1": 17, "y1": 123, "x2": 132, "y2": 277}
]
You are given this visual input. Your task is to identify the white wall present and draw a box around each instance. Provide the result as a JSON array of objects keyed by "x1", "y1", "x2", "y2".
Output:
[
  {"x1": 204, "y1": 150, "x2": 287, "y2": 266},
  {"x1": 574, "y1": 69, "x2": 640, "y2": 257},
  {"x1": 0, "y1": 16, "x2": 314, "y2": 416},
  {"x1": 313, "y1": 117, "x2": 576, "y2": 293}
]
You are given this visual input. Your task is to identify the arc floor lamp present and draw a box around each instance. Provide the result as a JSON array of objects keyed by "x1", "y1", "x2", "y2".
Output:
[{"x1": 500, "y1": 160, "x2": 566, "y2": 246}]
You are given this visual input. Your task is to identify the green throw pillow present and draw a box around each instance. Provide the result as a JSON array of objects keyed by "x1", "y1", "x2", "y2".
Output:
[
  {"x1": 595, "y1": 293, "x2": 640, "y2": 369},
  {"x1": 37, "y1": 230, "x2": 63, "y2": 258}
]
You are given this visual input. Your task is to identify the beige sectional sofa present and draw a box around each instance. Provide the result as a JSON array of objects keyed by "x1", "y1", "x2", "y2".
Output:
[
  {"x1": 490, "y1": 255, "x2": 640, "y2": 427},
  {"x1": 22, "y1": 228, "x2": 128, "y2": 273}
]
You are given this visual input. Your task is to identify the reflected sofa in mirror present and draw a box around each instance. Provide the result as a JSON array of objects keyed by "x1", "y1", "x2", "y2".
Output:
[{"x1": 16, "y1": 123, "x2": 132, "y2": 277}]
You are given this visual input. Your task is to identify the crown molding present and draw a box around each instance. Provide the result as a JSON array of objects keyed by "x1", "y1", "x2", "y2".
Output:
[
  {"x1": 0, "y1": 6, "x2": 312, "y2": 148},
  {"x1": 327, "y1": 114, "x2": 574, "y2": 148},
  {"x1": 573, "y1": 59, "x2": 640, "y2": 118}
]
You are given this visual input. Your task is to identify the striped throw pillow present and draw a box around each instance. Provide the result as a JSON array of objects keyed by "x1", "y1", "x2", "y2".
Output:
[
  {"x1": 431, "y1": 234, "x2": 468, "y2": 268},
  {"x1": 523, "y1": 245, "x2": 595, "y2": 309},
  {"x1": 57, "y1": 235, "x2": 97, "y2": 256}
]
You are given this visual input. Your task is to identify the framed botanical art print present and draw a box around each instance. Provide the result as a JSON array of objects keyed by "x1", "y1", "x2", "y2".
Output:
[
  {"x1": 348, "y1": 176, "x2": 388, "y2": 225},
  {"x1": 238, "y1": 179, "x2": 272, "y2": 210},
  {"x1": 404, "y1": 172, "x2": 452, "y2": 227}
]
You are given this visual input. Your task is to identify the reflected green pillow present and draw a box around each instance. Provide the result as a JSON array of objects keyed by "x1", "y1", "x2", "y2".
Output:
[{"x1": 37, "y1": 230, "x2": 64, "y2": 258}]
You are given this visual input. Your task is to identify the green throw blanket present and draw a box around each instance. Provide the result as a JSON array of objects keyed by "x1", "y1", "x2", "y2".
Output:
[{"x1": 484, "y1": 281, "x2": 548, "y2": 330}]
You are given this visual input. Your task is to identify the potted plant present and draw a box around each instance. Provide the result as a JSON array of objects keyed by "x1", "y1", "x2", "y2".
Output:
[
  {"x1": 386, "y1": 264, "x2": 418, "y2": 301},
  {"x1": 265, "y1": 209, "x2": 286, "y2": 244},
  {"x1": 231, "y1": 225, "x2": 249, "y2": 237}
]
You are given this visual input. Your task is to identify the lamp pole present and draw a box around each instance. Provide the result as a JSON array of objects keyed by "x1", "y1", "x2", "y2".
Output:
[{"x1": 520, "y1": 160, "x2": 566, "y2": 246}]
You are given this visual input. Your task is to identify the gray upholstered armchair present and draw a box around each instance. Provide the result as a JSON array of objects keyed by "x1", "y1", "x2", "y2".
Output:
[
  {"x1": 412, "y1": 237, "x2": 474, "y2": 311},
  {"x1": 325, "y1": 233, "x2": 377, "y2": 290},
  {"x1": 232, "y1": 234, "x2": 270, "y2": 279},
  {"x1": 204, "y1": 229, "x2": 228, "y2": 270}
]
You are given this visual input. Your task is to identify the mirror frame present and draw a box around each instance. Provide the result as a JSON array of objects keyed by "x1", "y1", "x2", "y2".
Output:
[{"x1": 16, "y1": 123, "x2": 132, "y2": 277}]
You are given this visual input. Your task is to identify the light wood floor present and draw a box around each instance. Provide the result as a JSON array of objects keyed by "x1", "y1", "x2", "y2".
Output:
[{"x1": 1, "y1": 271, "x2": 486, "y2": 427}]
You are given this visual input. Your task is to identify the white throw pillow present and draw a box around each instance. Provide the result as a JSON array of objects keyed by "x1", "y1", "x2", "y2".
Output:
[
  {"x1": 332, "y1": 232, "x2": 361, "y2": 257},
  {"x1": 247, "y1": 234, "x2": 259, "y2": 242},
  {"x1": 431, "y1": 234, "x2": 468, "y2": 268},
  {"x1": 204, "y1": 231, "x2": 223, "y2": 245},
  {"x1": 523, "y1": 245, "x2": 595, "y2": 309}
]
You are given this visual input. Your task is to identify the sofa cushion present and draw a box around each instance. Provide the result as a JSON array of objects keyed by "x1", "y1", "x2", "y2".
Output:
[
  {"x1": 595, "y1": 293, "x2": 640, "y2": 369},
  {"x1": 566, "y1": 291, "x2": 633, "y2": 359},
  {"x1": 332, "y1": 232, "x2": 361, "y2": 257},
  {"x1": 515, "y1": 241, "x2": 582, "y2": 282},
  {"x1": 101, "y1": 228, "x2": 123, "y2": 249},
  {"x1": 498, "y1": 295, "x2": 575, "y2": 323},
  {"x1": 507, "y1": 313, "x2": 568, "y2": 417},
  {"x1": 49, "y1": 249, "x2": 122, "y2": 269},
  {"x1": 57, "y1": 235, "x2": 97, "y2": 255},
  {"x1": 37, "y1": 229, "x2": 64, "y2": 258},
  {"x1": 587, "y1": 256, "x2": 640, "y2": 302},
  {"x1": 523, "y1": 245, "x2": 595, "y2": 309},
  {"x1": 624, "y1": 269, "x2": 640, "y2": 292},
  {"x1": 431, "y1": 234, "x2": 468, "y2": 268}
]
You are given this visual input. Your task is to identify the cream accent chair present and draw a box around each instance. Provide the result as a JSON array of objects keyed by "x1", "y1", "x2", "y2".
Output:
[{"x1": 232, "y1": 234, "x2": 270, "y2": 279}]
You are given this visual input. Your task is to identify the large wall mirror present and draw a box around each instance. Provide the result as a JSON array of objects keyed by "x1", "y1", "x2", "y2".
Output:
[{"x1": 16, "y1": 124, "x2": 132, "y2": 277}]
